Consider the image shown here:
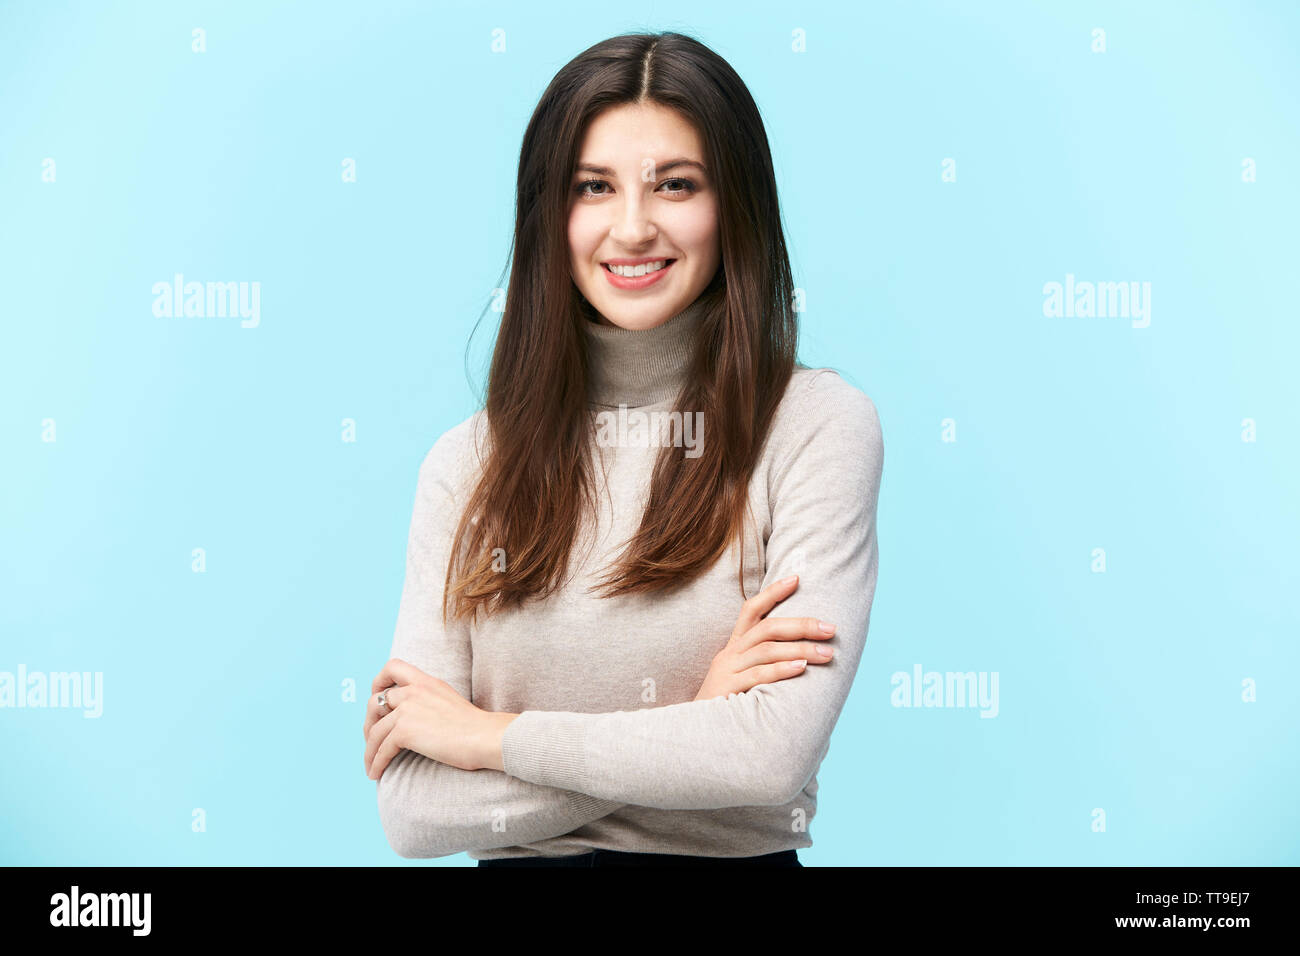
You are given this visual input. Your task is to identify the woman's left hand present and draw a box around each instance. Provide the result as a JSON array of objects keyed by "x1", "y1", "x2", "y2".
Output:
[{"x1": 363, "y1": 658, "x2": 506, "y2": 780}]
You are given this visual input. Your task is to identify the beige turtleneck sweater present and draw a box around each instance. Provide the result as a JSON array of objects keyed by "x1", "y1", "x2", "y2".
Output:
[{"x1": 376, "y1": 295, "x2": 884, "y2": 860}]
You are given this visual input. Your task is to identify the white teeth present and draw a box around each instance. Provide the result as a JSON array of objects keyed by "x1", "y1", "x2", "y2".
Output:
[{"x1": 606, "y1": 259, "x2": 669, "y2": 277}]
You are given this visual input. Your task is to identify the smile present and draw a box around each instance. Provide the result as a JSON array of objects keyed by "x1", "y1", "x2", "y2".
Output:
[
  {"x1": 603, "y1": 259, "x2": 673, "y2": 277},
  {"x1": 601, "y1": 259, "x2": 676, "y2": 289}
]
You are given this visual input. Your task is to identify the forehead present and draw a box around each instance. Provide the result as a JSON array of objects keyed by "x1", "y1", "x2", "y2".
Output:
[{"x1": 576, "y1": 103, "x2": 704, "y2": 168}]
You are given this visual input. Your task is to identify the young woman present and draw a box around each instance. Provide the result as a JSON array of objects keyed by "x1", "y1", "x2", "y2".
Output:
[{"x1": 362, "y1": 31, "x2": 883, "y2": 867}]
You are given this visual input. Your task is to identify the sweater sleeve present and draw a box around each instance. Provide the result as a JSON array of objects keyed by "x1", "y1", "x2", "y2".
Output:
[
  {"x1": 376, "y1": 426, "x2": 626, "y2": 858},
  {"x1": 499, "y1": 374, "x2": 884, "y2": 810}
]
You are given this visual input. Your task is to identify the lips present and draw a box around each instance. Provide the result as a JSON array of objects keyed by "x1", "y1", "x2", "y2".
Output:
[
  {"x1": 601, "y1": 258, "x2": 676, "y2": 289},
  {"x1": 602, "y1": 259, "x2": 675, "y2": 274}
]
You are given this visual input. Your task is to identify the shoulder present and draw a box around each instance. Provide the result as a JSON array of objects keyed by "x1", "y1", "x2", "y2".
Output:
[
  {"x1": 780, "y1": 365, "x2": 879, "y2": 418},
  {"x1": 767, "y1": 366, "x2": 884, "y2": 471},
  {"x1": 418, "y1": 408, "x2": 490, "y2": 501},
  {"x1": 758, "y1": 367, "x2": 884, "y2": 511}
]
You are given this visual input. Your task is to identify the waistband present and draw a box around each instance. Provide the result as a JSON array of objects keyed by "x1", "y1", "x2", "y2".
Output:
[{"x1": 477, "y1": 848, "x2": 801, "y2": 867}]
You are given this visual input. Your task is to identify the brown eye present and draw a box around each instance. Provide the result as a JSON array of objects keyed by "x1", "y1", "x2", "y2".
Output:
[{"x1": 660, "y1": 178, "x2": 697, "y2": 194}]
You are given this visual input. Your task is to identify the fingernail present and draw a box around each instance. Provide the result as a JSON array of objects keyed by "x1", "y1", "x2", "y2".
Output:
[
  {"x1": 816, "y1": 645, "x2": 832, "y2": 658},
  {"x1": 819, "y1": 621, "x2": 836, "y2": 634},
  {"x1": 782, "y1": 575, "x2": 798, "y2": 585},
  {"x1": 787, "y1": 659, "x2": 807, "y2": 670}
]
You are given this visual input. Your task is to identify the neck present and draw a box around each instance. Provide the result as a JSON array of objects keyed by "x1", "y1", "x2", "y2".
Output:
[{"x1": 582, "y1": 297, "x2": 709, "y2": 408}]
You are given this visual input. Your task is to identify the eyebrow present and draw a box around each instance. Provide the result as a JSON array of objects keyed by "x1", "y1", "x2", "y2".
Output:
[{"x1": 573, "y1": 158, "x2": 708, "y2": 177}]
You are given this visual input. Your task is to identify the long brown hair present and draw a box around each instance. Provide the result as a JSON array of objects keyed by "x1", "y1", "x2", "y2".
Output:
[{"x1": 443, "y1": 31, "x2": 798, "y2": 624}]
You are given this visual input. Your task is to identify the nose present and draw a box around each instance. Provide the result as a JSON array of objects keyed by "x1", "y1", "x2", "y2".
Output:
[{"x1": 609, "y1": 195, "x2": 657, "y2": 246}]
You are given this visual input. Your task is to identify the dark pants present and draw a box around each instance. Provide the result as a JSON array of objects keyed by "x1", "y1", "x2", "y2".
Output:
[{"x1": 477, "y1": 848, "x2": 801, "y2": 867}]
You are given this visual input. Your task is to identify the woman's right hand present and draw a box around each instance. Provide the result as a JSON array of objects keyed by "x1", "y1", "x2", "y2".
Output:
[{"x1": 693, "y1": 574, "x2": 836, "y2": 701}]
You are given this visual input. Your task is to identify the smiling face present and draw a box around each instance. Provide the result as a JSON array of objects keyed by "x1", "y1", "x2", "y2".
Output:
[{"x1": 568, "y1": 101, "x2": 721, "y2": 330}]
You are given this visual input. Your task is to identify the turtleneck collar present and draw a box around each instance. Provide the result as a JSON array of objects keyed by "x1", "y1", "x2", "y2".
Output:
[{"x1": 581, "y1": 296, "x2": 709, "y2": 409}]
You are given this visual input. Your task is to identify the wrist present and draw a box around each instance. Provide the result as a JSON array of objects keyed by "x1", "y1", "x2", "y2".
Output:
[{"x1": 479, "y1": 711, "x2": 519, "y2": 772}]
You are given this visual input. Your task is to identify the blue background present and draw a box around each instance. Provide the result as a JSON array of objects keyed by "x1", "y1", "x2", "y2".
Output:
[{"x1": 1, "y1": 0, "x2": 1296, "y2": 865}]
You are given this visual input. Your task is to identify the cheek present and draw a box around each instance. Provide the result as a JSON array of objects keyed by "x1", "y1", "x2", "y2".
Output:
[
  {"x1": 567, "y1": 206, "x2": 601, "y2": 261},
  {"x1": 669, "y1": 200, "x2": 720, "y2": 255}
]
